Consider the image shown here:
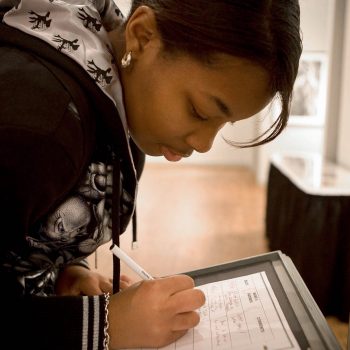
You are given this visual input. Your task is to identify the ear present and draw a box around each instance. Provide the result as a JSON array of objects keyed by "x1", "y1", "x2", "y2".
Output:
[{"x1": 124, "y1": 6, "x2": 161, "y2": 58}]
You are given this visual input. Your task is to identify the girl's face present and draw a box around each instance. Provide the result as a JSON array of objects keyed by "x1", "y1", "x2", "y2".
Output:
[{"x1": 122, "y1": 50, "x2": 272, "y2": 162}]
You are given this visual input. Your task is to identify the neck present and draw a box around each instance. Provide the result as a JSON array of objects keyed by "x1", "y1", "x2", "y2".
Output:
[{"x1": 108, "y1": 27, "x2": 126, "y2": 73}]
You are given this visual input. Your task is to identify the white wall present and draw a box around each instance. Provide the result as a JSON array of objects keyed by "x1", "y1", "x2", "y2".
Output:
[
  {"x1": 337, "y1": 1, "x2": 350, "y2": 168},
  {"x1": 299, "y1": 0, "x2": 331, "y2": 50},
  {"x1": 323, "y1": 0, "x2": 346, "y2": 162},
  {"x1": 117, "y1": 0, "x2": 131, "y2": 16}
]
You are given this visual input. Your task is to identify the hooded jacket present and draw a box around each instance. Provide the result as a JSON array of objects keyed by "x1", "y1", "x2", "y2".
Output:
[{"x1": 0, "y1": 1, "x2": 144, "y2": 348}]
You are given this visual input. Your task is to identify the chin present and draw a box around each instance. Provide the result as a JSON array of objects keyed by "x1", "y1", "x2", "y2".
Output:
[{"x1": 145, "y1": 151, "x2": 163, "y2": 157}]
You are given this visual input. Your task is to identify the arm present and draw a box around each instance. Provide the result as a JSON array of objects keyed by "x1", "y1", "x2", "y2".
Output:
[
  {"x1": 0, "y1": 128, "x2": 110, "y2": 350},
  {"x1": 55, "y1": 264, "x2": 113, "y2": 296},
  {"x1": 55, "y1": 270, "x2": 206, "y2": 349},
  {"x1": 0, "y1": 45, "x2": 102, "y2": 349}
]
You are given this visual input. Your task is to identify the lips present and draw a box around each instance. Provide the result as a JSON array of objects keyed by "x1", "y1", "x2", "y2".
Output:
[{"x1": 160, "y1": 145, "x2": 190, "y2": 162}]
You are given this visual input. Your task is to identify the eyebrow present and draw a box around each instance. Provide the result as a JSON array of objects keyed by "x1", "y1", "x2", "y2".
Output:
[{"x1": 210, "y1": 95, "x2": 232, "y2": 118}]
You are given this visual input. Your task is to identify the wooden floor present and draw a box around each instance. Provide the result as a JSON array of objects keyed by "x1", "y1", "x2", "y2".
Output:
[{"x1": 88, "y1": 163, "x2": 348, "y2": 349}]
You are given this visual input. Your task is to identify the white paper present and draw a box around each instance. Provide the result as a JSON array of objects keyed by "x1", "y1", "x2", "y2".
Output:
[{"x1": 124, "y1": 272, "x2": 301, "y2": 350}]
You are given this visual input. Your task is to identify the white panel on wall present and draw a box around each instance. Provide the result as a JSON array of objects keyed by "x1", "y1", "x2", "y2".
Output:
[
  {"x1": 116, "y1": 0, "x2": 131, "y2": 16},
  {"x1": 299, "y1": 0, "x2": 330, "y2": 51},
  {"x1": 337, "y1": 1, "x2": 350, "y2": 168}
]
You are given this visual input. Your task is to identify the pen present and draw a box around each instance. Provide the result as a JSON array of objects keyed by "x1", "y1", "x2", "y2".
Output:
[{"x1": 110, "y1": 244, "x2": 154, "y2": 280}]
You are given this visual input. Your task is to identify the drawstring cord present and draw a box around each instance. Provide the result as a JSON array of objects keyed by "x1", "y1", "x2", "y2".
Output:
[
  {"x1": 132, "y1": 209, "x2": 138, "y2": 249},
  {"x1": 110, "y1": 143, "x2": 141, "y2": 292},
  {"x1": 111, "y1": 154, "x2": 121, "y2": 294}
]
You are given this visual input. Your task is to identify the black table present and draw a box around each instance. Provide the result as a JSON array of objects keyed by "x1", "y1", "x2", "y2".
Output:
[{"x1": 265, "y1": 153, "x2": 350, "y2": 322}]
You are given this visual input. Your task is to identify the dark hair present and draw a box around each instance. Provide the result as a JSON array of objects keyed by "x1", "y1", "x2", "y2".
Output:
[{"x1": 128, "y1": 0, "x2": 303, "y2": 146}]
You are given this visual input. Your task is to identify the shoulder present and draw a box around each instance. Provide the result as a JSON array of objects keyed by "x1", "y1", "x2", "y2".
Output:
[
  {"x1": 0, "y1": 46, "x2": 98, "y2": 229},
  {"x1": 0, "y1": 45, "x2": 96, "y2": 165},
  {"x1": 1, "y1": 45, "x2": 78, "y2": 131}
]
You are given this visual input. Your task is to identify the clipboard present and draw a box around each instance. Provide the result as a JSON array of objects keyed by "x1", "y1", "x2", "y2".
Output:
[{"x1": 183, "y1": 250, "x2": 342, "y2": 350}]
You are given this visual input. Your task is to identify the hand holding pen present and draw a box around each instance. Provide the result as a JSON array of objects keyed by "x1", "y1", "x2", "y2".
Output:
[
  {"x1": 111, "y1": 244, "x2": 154, "y2": 281},
  {"x1": 107, "y1": 245, "x2": 206, "y2": 349}
]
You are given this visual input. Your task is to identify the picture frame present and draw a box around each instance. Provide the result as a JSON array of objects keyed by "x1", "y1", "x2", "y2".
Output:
[{"x1": 289, "y1": 52, "x2": 327, "y2": 126}]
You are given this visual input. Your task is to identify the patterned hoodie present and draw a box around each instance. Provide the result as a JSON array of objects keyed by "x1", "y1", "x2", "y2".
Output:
[{"x1": 0, "y1": 0, "x2": 144, "y2": 348}]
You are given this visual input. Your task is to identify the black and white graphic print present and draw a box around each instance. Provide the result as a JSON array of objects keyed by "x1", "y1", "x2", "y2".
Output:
[
  {"x1": 115, "y1": 7, "x2": 122, "y2": 18},
  {"x1": 28, "y1": 10, "x2": 51, "y2": 30},
  {"x1": 4, "y1": 0, "x2": 127, "y2": 120},
  {"x1": 36, "y1": 161, "x2": 114, "y2": 251},
  {"x1": 77, "y1": 7, "x2": 102, "y2": 32},
  {"x1": 52, "y1": 34, "x2": 80, "y2": 52},
  {"x1": 87, "y1": 59, "x2": 113, "y2": 86},
  {"x1": 2, "y1": 161, "x2": 116, "y2": 296}
]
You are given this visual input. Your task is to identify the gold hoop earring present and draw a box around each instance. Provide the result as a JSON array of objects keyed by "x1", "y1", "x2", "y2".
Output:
[{"x1": 121, "y1": 51, "x2": 132, "y2": 68}]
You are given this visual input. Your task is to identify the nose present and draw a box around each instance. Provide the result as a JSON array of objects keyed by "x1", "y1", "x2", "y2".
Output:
[{"x1": 185, "y1": 125, "x2": 221, "y2": 154}]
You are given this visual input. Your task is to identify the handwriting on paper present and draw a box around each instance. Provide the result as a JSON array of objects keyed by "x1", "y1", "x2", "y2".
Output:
[{"x1": 124, "y1": 272, "x2": 301, "y2": 350}]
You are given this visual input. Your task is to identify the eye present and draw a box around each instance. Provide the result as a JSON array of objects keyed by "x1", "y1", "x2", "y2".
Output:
[
  {"x1": 191, "y1": 105, "x2": 208, "y2": 122},
  {"x1": 55, "y1": 217, "x2": 65, "y2": 234}
]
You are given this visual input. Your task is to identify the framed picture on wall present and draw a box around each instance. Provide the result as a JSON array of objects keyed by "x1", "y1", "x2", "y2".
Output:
[{"x1": 289, "y1": 52, "x2": 327, "y2": 126}]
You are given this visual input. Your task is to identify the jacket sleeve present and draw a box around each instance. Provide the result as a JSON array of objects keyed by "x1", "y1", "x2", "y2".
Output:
[
  {"x1": 4, "y1": 292, "x2": 109, "y2": 350},
  {"x1": 0, "y1": 46, "x2": 107, "y2": 349}
]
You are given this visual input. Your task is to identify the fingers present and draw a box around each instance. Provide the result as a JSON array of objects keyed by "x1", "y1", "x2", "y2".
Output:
[
  {"x1": 144, "y1": 274, "x2": 205, "y2": 314},
  {"x1": 168, "y1": 287, "x2": 205, "y2": 313},
  {"x1": 120, "y1": 274, "x2": 133, "y2": 284},
  {"x1": 56, "y1": 287, "x2": 81, "y2": 296},
  {"x1": 169, "y1": 330, "x2": 188, "y2": 344},
  {"x1": 85, "y1": 274, "x2": 113, "y2": 295},
  {"x1": 99, "y1": 278, "x2": 113, "y2": 294},
  {"x1": 172, "y1": 311, "x2": 200, "y2": 331},
  {"x1": 79, "y1": 273, "x2": 112, "y2": 295},
  {"x1": 119, "y1": 280, "x2": 129, "y2": 291},
  {"x1": 81, "y1": 284, "x2": 105, "y2": 296},
  {"x1": 120, "y1": 274, "x2": 137, "y2": 291},
  {"x1": 157, "y1": 274, "x2": 195, "y2": 294}
]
